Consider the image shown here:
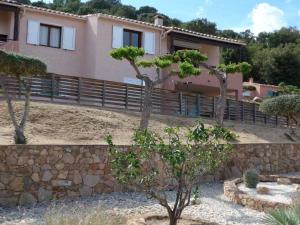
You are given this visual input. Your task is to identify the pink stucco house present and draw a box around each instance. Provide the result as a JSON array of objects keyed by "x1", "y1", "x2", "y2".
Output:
[
  {"x1": 0, "y1": 0, "x2": 246, "y2": 99},
  {"x1": 243, "y1": 78, "x2": 279, "y2": 99}
]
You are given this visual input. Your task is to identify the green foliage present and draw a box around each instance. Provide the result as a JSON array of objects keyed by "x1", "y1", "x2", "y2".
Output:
[
  {"x1": 183, "y1": 18, "x2": 217, "y2": 35},
  {"x1": 217, "y1": 62, "x2": 252, "y2": 76},
  {"x1": 0, "y1": 50, "x2": 47, "y2": 77},
  {"x1": 110, "y1": 46, "x2": 145, "y2": 62},
  {"x1": 263, "y1": 204, "x2": 300, "y2": 225},
  {"x1": 106, "y1": 122, "x2": 236, "y2": 225},
  {"x1": 110, "y1": 47, "x2": 207, "y2": 79},
  {"x1": 107, "y1": 120, "x2": 235, "y2": 191},
  {"x1": 174, "y1": 50, "x2": 208, "y2": 64},
  {"x1": 259, "y1": 95, "x2": 300, "y2": 118},
  {"x1": 278, "y1": 83, "x2": 300, "y2": 95},
  {"x1": 249, "y1": 43, "x2": 300, "y2": 86},
  {"x1": 178, "y1": 62, "x2": 201, "y2": 78},
  {"x1": 243, "y1": 169, "x2": 259, "y2": 188}
]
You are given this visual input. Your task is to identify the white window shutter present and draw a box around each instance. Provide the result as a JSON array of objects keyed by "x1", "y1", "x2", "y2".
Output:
[
  {"x1": 112, "y1": 26, "x2": 123, "y2": 48},
  {"x1": 27, "y1": 20, "x2": 40, "y2": 45},
  {"x1": 143, "y1": 32, "x2": 155, "y2": 54},
  {"x1": 62, "y1": 27, "x2": 76, "y2": 50}
]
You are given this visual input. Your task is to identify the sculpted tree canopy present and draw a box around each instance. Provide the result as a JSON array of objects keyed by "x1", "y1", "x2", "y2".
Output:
[
  {"x1": 107, "y1": 121, "x2": 236, "y2": 225},
  {"x1": 111, "y1": 46, "x2": 251, "y2": 128},
  {"x1": 110, "y1": 47, "x2": 206, "y2": 130},
  {"x1": 0, "y1": 50, "x2": 47, "y2": 144}
]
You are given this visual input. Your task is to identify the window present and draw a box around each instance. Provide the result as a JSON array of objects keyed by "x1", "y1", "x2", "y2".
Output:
[
  {"x1": 123, "y1": 29, "x2": 142, "y2": 47},
  {"x1": 39, "y1": 24, "x2": 61, "y2": 48}
]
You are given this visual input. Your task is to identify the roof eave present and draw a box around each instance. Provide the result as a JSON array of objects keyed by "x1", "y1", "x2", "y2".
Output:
[
  {"x1": 169, "y1": 29, "x2": 246, "y2": 47},
  {"x1": 86, "y1": 13, "x2": 165, "y2": 31}
]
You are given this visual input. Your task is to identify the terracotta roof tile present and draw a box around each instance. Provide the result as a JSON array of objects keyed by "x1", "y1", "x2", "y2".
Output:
[{"x1": 0, "y1": 0, "x2": 246, "y2": 46}]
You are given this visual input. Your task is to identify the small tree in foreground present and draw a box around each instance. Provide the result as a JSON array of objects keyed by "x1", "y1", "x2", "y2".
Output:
[
  {"x1": 107, "y1": 121, "x2": 235, "y2": 225},
  {"x1": 259, "y1": 95, "x2": 300, "y2": 134},
  {"x1": 0, "y1": 50, "x2": 47, "y2": 144}
]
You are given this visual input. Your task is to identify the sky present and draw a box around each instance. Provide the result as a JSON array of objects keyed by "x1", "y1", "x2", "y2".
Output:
[{"x1": 121, "y1": 0, "x2": 300, "y2": 35}]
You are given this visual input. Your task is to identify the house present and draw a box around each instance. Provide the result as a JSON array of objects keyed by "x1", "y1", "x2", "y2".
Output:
[
  {"x1": 0, "y1": 0, "x2": 246, "y2": 99},
  {"x1": 243, "y1": 78, "x2": 279, "y2": 99}
]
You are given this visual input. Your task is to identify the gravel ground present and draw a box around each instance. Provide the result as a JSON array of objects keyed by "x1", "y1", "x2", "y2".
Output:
[{"x1": 0, "y1": 183, "x2": 265, "y2": 225}]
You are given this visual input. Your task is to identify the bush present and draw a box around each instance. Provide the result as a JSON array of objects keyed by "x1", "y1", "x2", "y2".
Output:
[
  {"x1": 259, "y1": 95, "x2": 300, "y2": 119},
  {"x1": 107, "y1": 121, "x2": 235, "y2": 225},
  {"x1": 243, "y1": 169, "x2": 259, "y2": 188},
  {"x1": 263, "y1": 204, "x2": 300, "y2": 225}
]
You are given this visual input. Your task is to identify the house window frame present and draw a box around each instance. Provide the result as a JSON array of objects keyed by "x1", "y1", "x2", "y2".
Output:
[
  {"x1": 123, "y1": 29, "x2": 142, "y2": 48},
  {"x1": 39, "y1": 23, "x2": 62, "y2": 49}
]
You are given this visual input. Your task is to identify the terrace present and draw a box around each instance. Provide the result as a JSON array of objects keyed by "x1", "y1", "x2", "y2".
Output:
[{"x1": 0, "y1": 2, "x2": 20, "y2": 52}]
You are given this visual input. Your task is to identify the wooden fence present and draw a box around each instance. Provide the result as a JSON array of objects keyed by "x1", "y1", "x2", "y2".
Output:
[{"x1": 0, "y1": 73, "x2": 288, "y2": 127}]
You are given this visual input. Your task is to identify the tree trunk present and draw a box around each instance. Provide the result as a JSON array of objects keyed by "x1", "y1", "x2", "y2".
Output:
[
  {"x1": 0, "y1": 76, "x2": 30, "y2": 144},
  {"x1": 139, "y1": 81, "x2": 153, "y2": 131},
  {"x1": 216, "y1": 73, "x2": 228, "y2": 127},
  {"x1": 168, "y1": 211, "x2": 178, "y2": 225},
  {"x1": 14, "y1": 127, "x2": 26, "y2": 144}
]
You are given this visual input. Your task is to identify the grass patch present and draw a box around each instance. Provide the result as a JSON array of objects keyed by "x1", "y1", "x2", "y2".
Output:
[{"x1": 44, "y1": 205, "x2": 126, "y2": 225}]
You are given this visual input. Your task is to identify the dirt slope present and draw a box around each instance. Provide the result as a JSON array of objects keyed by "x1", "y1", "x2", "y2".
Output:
[{"x1": 0, "y1": 100, "x2": 294, "y2": 145}]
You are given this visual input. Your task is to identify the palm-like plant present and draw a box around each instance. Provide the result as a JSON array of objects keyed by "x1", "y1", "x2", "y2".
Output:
[{"x1": 263, "y1": 204, "x2": 300, "y2": 225}]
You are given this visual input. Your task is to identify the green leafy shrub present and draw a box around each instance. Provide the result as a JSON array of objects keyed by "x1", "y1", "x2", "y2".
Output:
[
  {"x1": 107, "y1": 120, "x2": 235, "y2": 225},
  {"x1": 259, "y1": 95, "x2": 300, "y2": 134},
  {"x1": 259, "y1": 95, "x2": 300, "y2": 118},
  {"x1": 243, "y1": 169, "x2": 259, "y2": 188},
  {"x1": 263, "y1": 204, "x2": 300, "y2": 225}
]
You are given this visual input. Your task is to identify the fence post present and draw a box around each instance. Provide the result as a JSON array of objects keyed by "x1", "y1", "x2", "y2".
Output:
[
  {"x1": 275, "y1": 115, "x2": 278, "y2": 127},
  {"x1": 264, "y1": 114, "x2": 267, "y2": 124},
  {"x1": 241, "y1": 101, "x2": 244, "y2": 122},
  {"x1": 18, "y1": 78, "x2": 22, "y2": 99},
  {"x1": 197, "y1": 94, "x2": 201, "y2": 116},
  {"x1": 125, "y1": 84, "x2": 129, "y2": 109},
  {"x1": 226, "y1": 99, "x2": 230, "y2": 120},
  {"x1": 78, "y1": 77, "x2": 82, "y2": 104},
  {"x1": 212, "y1": 97, "x2": 215, "y2": 118},
  {"x1": 179, "y1": 92, "x2": 183, "y2": 115},
  {"x1": 185, "y1": 95, "x2": 188, "y2": 116},
  {"x1": 253, "y1": 103, "x2": 256, "y2": 124},
  {"x1": 51, "y1": 74, "x2": 55, "y2": 101},
  {"x1": 102, "y1": 80, "x2": 106, "y2": 106},
  {"x1": 140, "y1": 85, "x2": 143, "y2": 112}
]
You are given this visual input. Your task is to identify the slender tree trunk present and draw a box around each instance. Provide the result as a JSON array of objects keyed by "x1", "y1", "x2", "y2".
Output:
[
  {"x1": 139, "y1": 81, "x2": 153, "y2": 131},
  {"x1": 216, "y1": 73, "x2": 228, "y2": 127},
  {"x1": 0, "y1": 76, "x2": 31, "y2": 144}
]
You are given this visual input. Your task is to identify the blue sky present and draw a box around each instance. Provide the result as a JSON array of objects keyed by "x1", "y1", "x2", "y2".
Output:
[{"x1": 121, "y1": 0, "x2": 300, "y2": 34}]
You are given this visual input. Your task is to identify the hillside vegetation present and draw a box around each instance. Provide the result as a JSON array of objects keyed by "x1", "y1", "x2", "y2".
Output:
[{"x1": 0, "y1": 101, "x2": 294, "y2": 145}]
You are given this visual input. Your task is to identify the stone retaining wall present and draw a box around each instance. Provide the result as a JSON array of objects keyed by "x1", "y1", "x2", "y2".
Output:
[
  {"x1": 217, "y1": 143, "x2": 300, "y2": 181},
  {"x1": 1, "y1": 143, "x2": 300, "y2": 207},
  {"x1": 0, "y1": 145, "x2": 122, "y2": 207}
]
